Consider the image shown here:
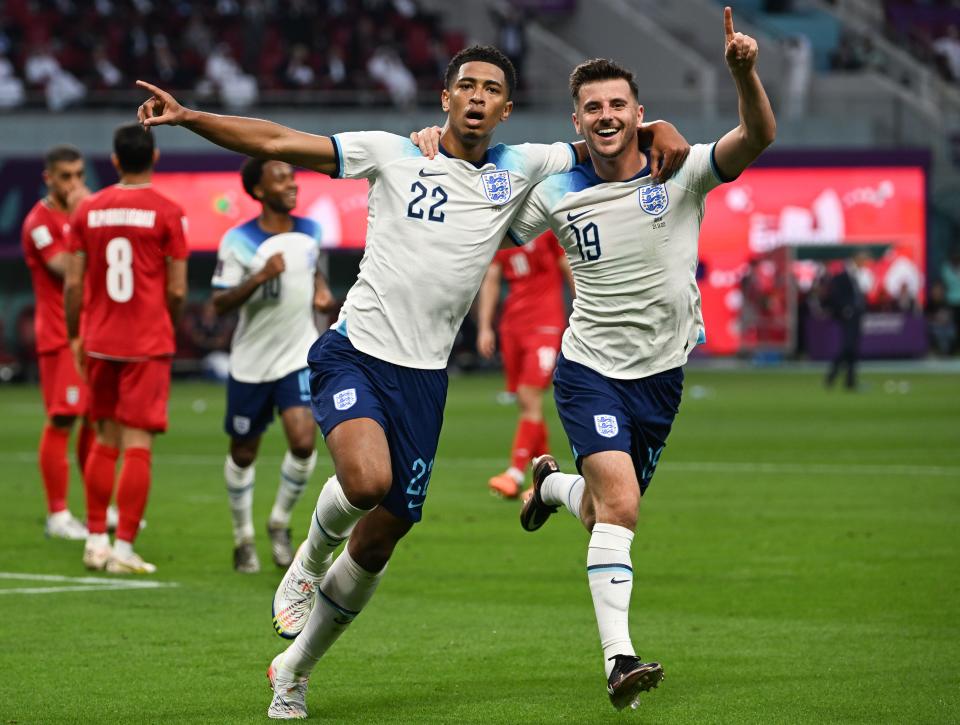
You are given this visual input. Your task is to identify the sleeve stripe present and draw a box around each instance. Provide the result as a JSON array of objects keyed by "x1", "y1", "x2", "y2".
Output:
[
  {"x1": 506, "y1": 228, "x2": 526, "y2": 247},
  {"x1": 567, "y1": 142, "x2": 578, "y2": 169},
  {"x1": 709, "y1": 142, "x2": 736, "y2": 184},
  {"x1": 332, "y1": 135, "x2": 344, "y2": 179}
]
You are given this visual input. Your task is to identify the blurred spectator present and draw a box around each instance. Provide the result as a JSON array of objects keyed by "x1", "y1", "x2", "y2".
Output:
[
  {"x1": 926, "y1": 281, "x2": 956, "y2": 356},
  {"x1": 24, "y1": 44, "x2": 85, "y2": 111},
  {"x1": 367, "y1": 46, "x2": 417, "y2": 107},
  {"x1": 0, "y1": 53, "x2": 24, "y2": 108},
  {"x1": 490, "y1": 5, "x2": 528, "y2": 88},
  {"x1": 933, "y1": 25, "x2": 960, "y2": 82},
  {"x1": 180, "y1": 301, "x2": 234, "y2": 380},
  {"x1": 200, "y1": 43, "x2": 258, "y2": 110},
  {"x1": 282, "y1": 44, "x2": 316, "y2": 89},
  {"x1": 91, "y1": 44, "x2": 122, "y2": 90},
  {"x1": 825, "y1": 252, "x2": 870, "y2": 390},
  {"x1": 942, "y1": 250, "x2": 960, "y2": 349},
  {"x1": 781, "y1": 35, "x2": 812, "y2": 120}
]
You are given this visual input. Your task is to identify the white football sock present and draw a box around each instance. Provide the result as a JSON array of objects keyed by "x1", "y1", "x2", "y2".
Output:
[
  {"x1": 282, "y1": 548, "x2": 386, "y2": 676},
  {"x1": 86, "y1": 532, "x2": 109, "y2": 549},
  {"x1": 112, "y1": 538, "x2": 134, "y2": 559},
  {"x1": 301, "y1": 476, "x2": 368, "y2": 578},
  {"x1": 541, "y1": 471, "x2": 586, "y2": 522},
  {"x1": 269, "y1": 450, "x2": 317, "y2": 527},
  {"x1": 506, "y1": 466, "x2": 524, "y2": 485},
  {"x1": 224, "y1": 455, "x2": 255, "y2": 545},
  {"x1": 587, "y1": 522, "x2": 637, "y2": 676}
]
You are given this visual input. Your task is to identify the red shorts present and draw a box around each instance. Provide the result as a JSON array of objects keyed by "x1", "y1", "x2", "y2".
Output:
[
  {"x1": 86, "y1": 356, "x2": 172, "y2": 432},
  {"x1": 499, "y1": 329, "x2": 563, "y2": 392},
  {"x1": 38, "y1": 346, "x2": 89, "y2": 418}
]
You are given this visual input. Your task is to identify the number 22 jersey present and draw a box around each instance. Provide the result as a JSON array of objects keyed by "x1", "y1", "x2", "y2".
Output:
[
  {"x1": 67, "y1": 184, "x2": 189, "y2": 360},
  {"x1": 331, "y1": 131, "x2": 575, "y2": 369}
]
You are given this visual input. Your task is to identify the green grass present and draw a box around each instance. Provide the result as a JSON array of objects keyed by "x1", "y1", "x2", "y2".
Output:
[{"x1": 0, "y1": 369, "x2": 958, "y2": 723}]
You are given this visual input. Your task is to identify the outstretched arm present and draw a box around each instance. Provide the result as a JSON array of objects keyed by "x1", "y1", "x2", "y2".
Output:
[
  {"x1": 713, "y1": 7, "x2": 776, "y2": 180},
  {"x1": 137, "y1": 81, "x2": 339, "y2": 175}
]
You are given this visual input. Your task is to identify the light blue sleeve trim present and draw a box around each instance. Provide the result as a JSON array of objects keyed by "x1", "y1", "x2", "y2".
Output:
[
  {"x1": 567, "y1": 142, "x2": 578, "y2": 170},
  {"x1": 696, "y1": 328, "x2": 707, "y2": 345},
  {"x1": 211, "y1": 282, "x2": 233, "y2": 290},
  {"x1": 506, "y1": 228, "x2": 526, "y2": 247},
  {"x1": 332, "y1": 135, "x2": 345, "y2": 179}
]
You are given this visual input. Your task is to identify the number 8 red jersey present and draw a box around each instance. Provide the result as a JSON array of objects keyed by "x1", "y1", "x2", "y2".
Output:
[{"x1": 67, "y1": 184, "x2": 189, "y2": 360}]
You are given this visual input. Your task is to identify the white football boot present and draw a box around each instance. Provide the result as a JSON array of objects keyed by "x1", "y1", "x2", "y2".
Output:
[
  {"x1": 105, "y1": 549, "x2": 157, "y2": 574},
  {"x1": 46, "y1": 510, "x2": 88, "y2": 540},
  {"x1": 272, "y1": 543, "x2": 323, "y2": 639},
  {"x1": 82, "y1": 535, "x2": 112, "y2": 571},
  {"x1": 267, "y1": 653, "x2": 309, "y2": 720}
]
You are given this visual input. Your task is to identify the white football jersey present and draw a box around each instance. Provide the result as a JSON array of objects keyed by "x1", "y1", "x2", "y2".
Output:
[
  {"x1": 510, "y1": 143, "x2": 729, "y2": 380},
  {"x1": 331, "y1": 131, "x2": 575, "y2": 369},
  {"x1": 212, "y1": 216, "x2": 327, "y2": 383}
]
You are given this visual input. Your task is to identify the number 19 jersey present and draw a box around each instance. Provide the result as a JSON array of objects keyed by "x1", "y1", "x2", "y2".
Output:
[
  {"x1": 331, "y1": 131, "x2": 575, "y2": 369},
  {"x1": 68, "y1": 184, "x2": 189, "y2": 360}
]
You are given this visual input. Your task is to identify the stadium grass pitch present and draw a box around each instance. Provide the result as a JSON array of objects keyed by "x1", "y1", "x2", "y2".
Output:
[{"x1": 1, "y1": 368, "x2": 958, "y2": 723}]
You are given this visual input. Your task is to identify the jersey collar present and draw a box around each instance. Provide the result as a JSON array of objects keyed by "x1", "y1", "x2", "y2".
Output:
[{"x1": 437, "y1": 142, "x2": 492, "y2": 169}]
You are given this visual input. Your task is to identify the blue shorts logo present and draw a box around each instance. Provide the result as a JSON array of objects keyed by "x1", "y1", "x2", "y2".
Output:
[
  {"x1": 594, "y1": 414, "x2": 619, "y2": 438},
  {"x1": 233, "y1": 415, "x2": 251, "y2": 435},
  {"x1": 481, "y1": 170, "x2": 512, "y2": 204},
  {"x1": 639, "y1": 184, "x2": 669, "y2": 215},
  {"x1": 333, "y1": 388, "x2": 357, "y2": 411}
]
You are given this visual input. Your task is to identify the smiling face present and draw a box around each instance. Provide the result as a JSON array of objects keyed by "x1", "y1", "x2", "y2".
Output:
[
  {"x1": 572, "y1": 78, "x2": 644, "y2": 160},
  {"x1": 256, "y1": 161, "x2": 298, "y2": 213},
  {"x1": 442, "y1": 61, "x2": 513, "y2": 144}
]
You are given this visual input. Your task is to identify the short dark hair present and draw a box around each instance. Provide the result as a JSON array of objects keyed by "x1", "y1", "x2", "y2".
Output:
[
  {"x1": 113, "y1": 122, "x2": 155, "y2": 173},
  {"x1": 44, "y1": 144, "x2": 82, "y2": 169},
  {"x1": 569, "y1": 58, "x2": 639, "y2": 106},
  {"x1": 444, "y1": 44, "x2": 517, "y2": 99},
  {"x1": 240, "y1": 158, "x2": 267, "y2": 200}
]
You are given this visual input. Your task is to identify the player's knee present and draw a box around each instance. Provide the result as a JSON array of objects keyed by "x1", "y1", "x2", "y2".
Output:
[
  {"x1": 288, "y1": 442, "x2": 314, "y2": 460},
  {"x1": 229, "y1": 445, "x2": 256, "y2": 468},
  {"x1": 337, "y1": 458, "x2": 392, "y2": 509}
]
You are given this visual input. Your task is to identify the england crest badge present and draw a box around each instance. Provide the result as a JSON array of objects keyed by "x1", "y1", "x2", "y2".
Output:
[
  {"x1": 333, "y1": 388, "x2": 357, "y2": 411},
  {"x1": 639, "y1": 184, "x2": 669, "y2": 216},
  {"x1": 481, "y1": 170, "x2": 512, "y2": 204},
  {"x1": 233, "y1": 416, "x2": 251, "y2": 435},
  {"x1": 594, "y1": 414, "x2": 619, "y2": 438}
]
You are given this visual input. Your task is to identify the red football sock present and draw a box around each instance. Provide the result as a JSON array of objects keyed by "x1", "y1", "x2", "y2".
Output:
[
  {"x1": 84, "y1": 443, "x2": 119, "y2": 534},
  {"x1": 533, "y1": 420, "x2": 550, "y2": 457},
  {"x1": 38, "y1": 425, "x2": 70, "y2": 514},
  {"x1": 76, "y1": 422, "x2": 95, "y2": 474},
  {"x1": 116, "y1": 447, "x2": 151, "y2": 544},
  {"x1": 510, "y1": 418, "x2": 542, "y2": 472}
]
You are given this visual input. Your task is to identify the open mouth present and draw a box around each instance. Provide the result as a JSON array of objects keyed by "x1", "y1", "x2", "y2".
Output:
[
  {"x1": 595, "y1": 127, "x2": 620, "y2": 139},
  {"x1": 465, "y1": 109, "x2": 485, "y2": 124}
]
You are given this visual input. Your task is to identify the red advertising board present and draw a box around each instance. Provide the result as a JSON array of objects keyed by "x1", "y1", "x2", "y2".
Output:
[
  {"x1": 150, "y1": 171, "x2": 370, "y2": 250},
  {"x1": 698, "y1": 166, "x2": 925, "y2": 354}
]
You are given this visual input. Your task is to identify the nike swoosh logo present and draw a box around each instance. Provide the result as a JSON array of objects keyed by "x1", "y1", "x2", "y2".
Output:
[
  {"x1": 566, "y1": 209, "x2": 593, "y2": 222},
  {"x1": 419, "y1": 169, "x2": 447, "y2": 177},
  {"x1": 610, "y1": 577, "x2": 631, "y2": 584},
  {"x1": 408, "y1": 501, "x2": 424, "y2": 509}
]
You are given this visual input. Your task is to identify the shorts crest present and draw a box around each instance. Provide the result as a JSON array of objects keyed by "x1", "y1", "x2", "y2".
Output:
[
  {"x1": 233, "y1": 415, "x2": 251, "y2": 435},
  {"x1": 481, "y1": 170, "x2": 512, "y2": 204},
  {"x1": 594, "y1": 414, "x2": 619, "y2": 438},
  {"x1": 333, "y1": 388, "x2": 357, "y2": 411},
  {"x1": 639, "y1": 184, "x2": 669, "y2": 215}
]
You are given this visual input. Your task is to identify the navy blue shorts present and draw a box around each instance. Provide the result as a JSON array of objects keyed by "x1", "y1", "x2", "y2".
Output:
[
  {"x1": 225, "y1": 368, "x2": 312, "y2": 439},
  {"x1": 553, "y1": 354, "x2": 683, "y2": 495},
  {"x1": 308, "y1": 329, "x2": 448, "y2": 523}
]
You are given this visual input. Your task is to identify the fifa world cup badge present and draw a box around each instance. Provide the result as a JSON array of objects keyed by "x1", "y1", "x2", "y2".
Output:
[
  {"x1": 482, "y1": 170, "x2": 512, "y2": 204},
  {"x1": 639, "y1": 184, "x2": 669, "y2": 215}
]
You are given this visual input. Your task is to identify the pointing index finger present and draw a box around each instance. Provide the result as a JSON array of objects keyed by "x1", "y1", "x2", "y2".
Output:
[
  {"x1": 724, "y1": 6, "x2": 735, "y2": 42},
  {"x1": 136, "y1": 79, "x2": 165, "y2": 98}
]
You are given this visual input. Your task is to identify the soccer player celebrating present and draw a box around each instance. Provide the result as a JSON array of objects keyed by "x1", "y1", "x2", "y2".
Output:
[
  {"x1": 64, "y1": 123, "x2": 189, "y2": 574},
  {"x1": 514, "y1": 9, "x2": 776, "y2": 709},
  {"x1": 136, "y1": 44, "x2": 688, "y2": 719},
  {"x1": 478, "y1": 230, "x2": 573, "y2": 499},
  {"x1": 22, "y1": 145, "x2": 93, "y2": 539},
  {"x1": 213, "y1": 158, "x2": 334, "y2": 573}
]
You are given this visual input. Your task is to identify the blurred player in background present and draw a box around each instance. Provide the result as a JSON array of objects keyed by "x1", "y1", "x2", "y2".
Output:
[
  {"x1": 137, "y1": 44, "x2": 688, "y2": 719},
  {"x1": 478, "y1": 230, "x2": 573, "y2": 499},
  {"x1": 64, "y1": 123, "x2": 188, "y2": 574},
  {"x1": 824, "y1": 251, "x2": 869, "y2": 390},
  {"x1": 515, "y1": 9, "x2": 776, "y2": 709},
  {"x1": 21, "y1": 144, "x2": 93, "y2": 540},
  {"x1": 212, "y1": 158, "x2": 334, "y2": 574}
]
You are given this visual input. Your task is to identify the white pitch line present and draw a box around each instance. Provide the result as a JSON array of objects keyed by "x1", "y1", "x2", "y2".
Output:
[
  {"x1": 0, "y1": 572, "x2": 178, "y2": 596},
  {"x1": 0, "y1": 452, "x2": 956, "y2": 477}
]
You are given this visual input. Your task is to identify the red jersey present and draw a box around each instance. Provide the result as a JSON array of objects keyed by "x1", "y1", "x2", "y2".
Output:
[
  {"x1": 67, "y1": 184, "x2": 188, "y2": 359},
  {"x1": 494, "y1": 231, "x2": 567, "y2": 333},
  {"x1": 22, "y1": 200, "x2": 71, "y2": 354}
]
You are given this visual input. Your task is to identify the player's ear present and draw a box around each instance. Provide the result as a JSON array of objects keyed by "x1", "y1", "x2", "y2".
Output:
[
  {"x1": 572, "y1": 111, "x2": 582, "y2": 136},
  {"x1": 636, "y1": 103, "x2": 645, "y2": 128},
  {"x1": 500, "y1": 99, "x2": 513, "y2": 121},
  {"x1": 152, "y1": 148, "x2": 160, "y2": 166},
  {"x1": 110, "y1": 153, "x2": 121, "y2": 174},
  {"x1": 440, "y1": 88, "x2": 450, "y2": 113}
]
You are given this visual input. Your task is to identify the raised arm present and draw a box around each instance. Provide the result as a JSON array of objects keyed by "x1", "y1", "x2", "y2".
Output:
[
  {"x1": 137, "y1": 81, "x2": 339, "y2": 175},
  {"x1": 476, "y1": 261, "x2": 503, "y2": 360},
  {"x1": 713, "y1": 7, "x2": 776, "y2": 180}
]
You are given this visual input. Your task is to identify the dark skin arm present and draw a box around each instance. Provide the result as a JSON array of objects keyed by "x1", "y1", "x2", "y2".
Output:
[{"x1": 211, "y1": 252, "x2": 285, "y2": 316}]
